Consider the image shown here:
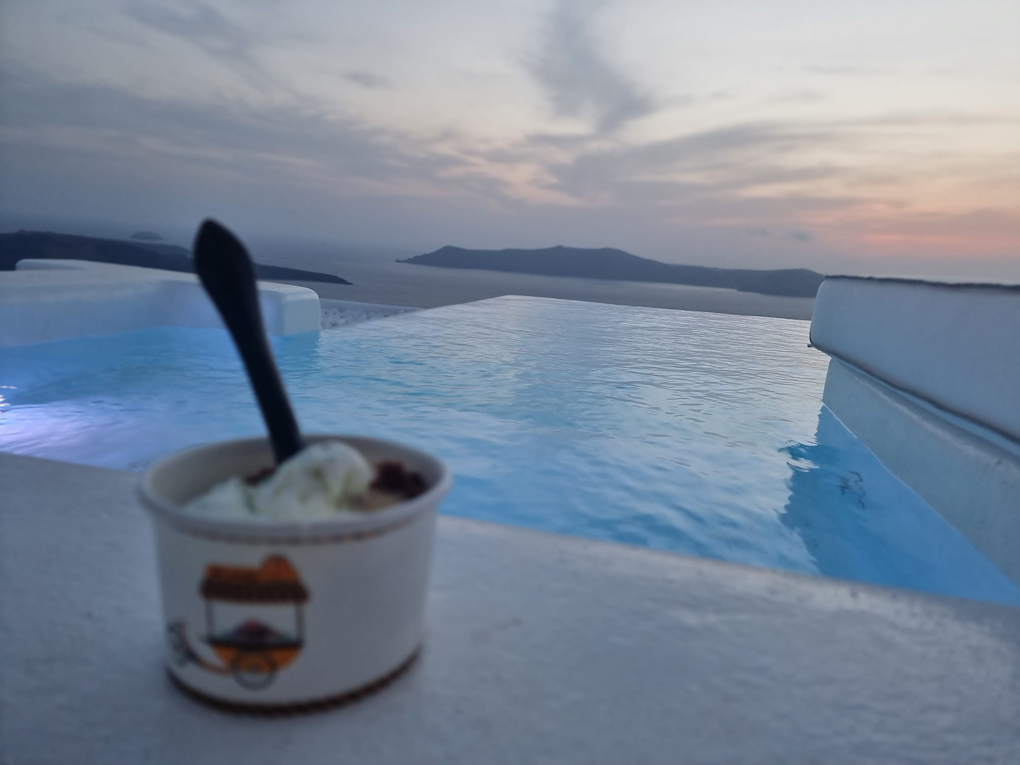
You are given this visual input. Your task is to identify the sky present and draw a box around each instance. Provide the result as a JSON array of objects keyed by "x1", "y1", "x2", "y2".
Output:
[{"x1": 1, "y1": 0, "x2": 1018, "y2": 279}]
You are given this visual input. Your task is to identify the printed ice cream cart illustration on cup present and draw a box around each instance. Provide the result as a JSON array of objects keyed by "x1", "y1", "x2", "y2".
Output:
[{"x1": 166, "y1": 555, "x2": 309, "y2": 690}]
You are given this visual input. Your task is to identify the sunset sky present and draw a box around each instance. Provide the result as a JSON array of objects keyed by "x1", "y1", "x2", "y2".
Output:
[{"x1": 1, "y1": 0, "x2": 1018, "y2": 278}]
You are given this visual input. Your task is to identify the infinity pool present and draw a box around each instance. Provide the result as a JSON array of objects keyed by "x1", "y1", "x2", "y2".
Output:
[{"x1": 2, "y1": 296, "x2": 1017, "y2": 605}]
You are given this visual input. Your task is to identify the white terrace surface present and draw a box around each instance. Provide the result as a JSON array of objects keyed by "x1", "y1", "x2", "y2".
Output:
[
  {"x1": 0, "y1": 260, "x2": 321, "y2": 345},
  {"x1": 3, "y1": 452, "x2": 1020, "y2": 764}
]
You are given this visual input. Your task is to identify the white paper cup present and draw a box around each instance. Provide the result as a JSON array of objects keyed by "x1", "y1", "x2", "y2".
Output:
[{"x1": 138, "y1": 434, "x2": 451, "y2": 711}]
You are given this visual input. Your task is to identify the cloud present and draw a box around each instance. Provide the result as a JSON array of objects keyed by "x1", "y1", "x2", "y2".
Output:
[
  {"x1": 804, "y1": 64, "x2": 889, "y2": 77},
  {"x1": 0, "y1": 65, "x2": 479, "y2": 217},
  {"x1": 767, "y1": 89, "x2": 827, "y2": 105},
  {"x1": 122, "y1": 1, "x2": 291, "y2": 94},
  {"x1": 527, "y1": 0, "x2": 655, "y2": 134},
  {"x1": 539, "y1": 122, "x2": 839, "y2": 204},
  {"x1": 784, "y1": 229, "x2": 813, "y2": 242},
  {"x1": 2, "y1": 18, "x2": 1017, "y2": 275},
  {"x1": 125, "y1": 3, "x2": 256, "y2": 66},
  {"x1": 2, "y1": 64, "x2": 838, "y2": 266},
  {"x1": 343, "y1": 70, "x2": 390, "y2": 89},
  {"x1": 825, "y1": 112, "x2": 1020, "y2": 129},
  {"x1": 744, "y1": 227, "x2": 812, "y2": 243}
]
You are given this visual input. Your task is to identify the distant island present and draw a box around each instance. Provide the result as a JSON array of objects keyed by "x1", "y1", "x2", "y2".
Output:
[
  {"x1": 0, "y1": 231, "x2": 352, "y2": 285},
  {"x1": 400, "y1": 245, "x2": 824, "y2": 298},
  {"x1": 129, "y1": 231, "x2": 163, "y2": 241}
]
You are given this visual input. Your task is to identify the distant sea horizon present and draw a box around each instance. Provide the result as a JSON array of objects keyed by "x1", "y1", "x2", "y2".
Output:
[
  {"x1": 0, "y1": 215, "x2": 817, "y2": 320},
  {"x1": 270, "y1": 251, "x2": 817, "y2": 321},
  {"x1": 11, "y1": 213, "x2": 1019, "y2": 321}
]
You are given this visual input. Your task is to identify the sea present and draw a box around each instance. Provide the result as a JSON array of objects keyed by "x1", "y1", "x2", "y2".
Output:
[{"x1": 251, "y1": 240, "x2": 815, "y2": 320}]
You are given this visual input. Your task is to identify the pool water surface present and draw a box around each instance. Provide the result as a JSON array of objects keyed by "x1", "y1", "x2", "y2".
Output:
[{"x1": 2, "y1": 296, "x2": 1017, "y2": 605}]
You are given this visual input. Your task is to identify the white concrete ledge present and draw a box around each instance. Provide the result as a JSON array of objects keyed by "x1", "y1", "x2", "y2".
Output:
[
  {"x1": 0, "y1": 260, "x2": 321, "y2": 346},
  {"x1": 2, "y1": 451, "x2": 1019, "y2": 763},
  {"x1": 811, "y1": 276, "x2": 1020, "y2": 444}
]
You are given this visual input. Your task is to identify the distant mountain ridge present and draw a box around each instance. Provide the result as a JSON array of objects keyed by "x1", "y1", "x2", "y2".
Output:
[
  {"x1": 400, "y1": 245, "x2": 823, "y2": 297},
  {"x1": 0, "y1": 230, "x2": 352, "y2": 285}
]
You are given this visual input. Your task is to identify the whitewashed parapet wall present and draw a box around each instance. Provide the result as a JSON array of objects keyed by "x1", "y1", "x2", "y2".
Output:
[
  {"x1": 811, "y1": 276, "x2": 1020, "y2": 583},
  {"x1": 0, "y1": 259, "x2": 321, "y2": 346}
]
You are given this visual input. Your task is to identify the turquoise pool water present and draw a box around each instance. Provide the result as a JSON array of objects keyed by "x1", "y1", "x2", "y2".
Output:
[{"x1": 2, "y1": 296, "x2": 1017, "y2": 605}]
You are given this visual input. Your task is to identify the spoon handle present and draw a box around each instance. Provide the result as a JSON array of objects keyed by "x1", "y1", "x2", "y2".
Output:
[{"x1": 193, "y1": 219, "x2": 304, "y2": 464}]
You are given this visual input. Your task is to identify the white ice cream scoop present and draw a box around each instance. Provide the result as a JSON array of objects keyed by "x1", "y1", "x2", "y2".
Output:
[{"x1": 183, "y1": 441, "x2": 374, "y2": 521}]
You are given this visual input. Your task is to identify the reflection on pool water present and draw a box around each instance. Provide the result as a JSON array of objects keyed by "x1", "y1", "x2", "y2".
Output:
[{"x1": 2, "y1": 296, "x2": 1017, "y2": 605}]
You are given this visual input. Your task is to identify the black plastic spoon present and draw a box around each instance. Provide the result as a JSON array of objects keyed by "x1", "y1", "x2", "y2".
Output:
[{"x1": 193, "y1": 219, "x2": 305, "y2": 465}]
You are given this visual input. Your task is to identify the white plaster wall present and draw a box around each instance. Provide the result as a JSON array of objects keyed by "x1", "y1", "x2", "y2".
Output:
[
  {"x1": 0, "y1": 260, "x2": 321, "y2": 346},
  {"x1": 811, "y1": 277, "x2": 1020, "y2": 443},
  {"x1": 812, "y1": 277, "x2": 1020, "y2": 584}
]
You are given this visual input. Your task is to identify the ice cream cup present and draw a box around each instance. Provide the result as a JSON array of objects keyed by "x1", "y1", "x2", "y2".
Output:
[{"x1": 138, "y1": 434, "x2": 451, "y2": 712}]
